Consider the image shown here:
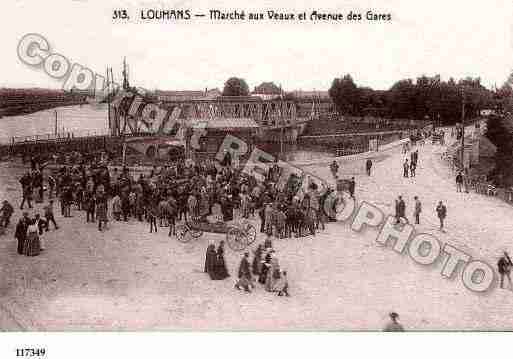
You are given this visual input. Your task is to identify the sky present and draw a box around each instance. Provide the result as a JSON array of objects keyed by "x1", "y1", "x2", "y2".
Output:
[{"x1": 1, "y1": 0, "x2": 513, "y2": 92}]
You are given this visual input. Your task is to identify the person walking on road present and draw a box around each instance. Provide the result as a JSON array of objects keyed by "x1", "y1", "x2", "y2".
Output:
[
  {"x1": 366, "y1": 159, "x2": 373, "y2": 176},
  {"x1": 403, "y1": 159, "x2": 409, "y2": 178},
  {"x1": 19, "y1": 172, "x2": 33, "y2": 210},
  {"x1": 148, "y1": 201, "x2": 158, "y2": 233},
  {"x1": 235, "y1": 252, "x2": 253, "y2": 292},
  {"x1": 436, "y1": 201, "x2": 447, "y2": 231},
  {"x1": 330, "y1": 161, "x2": 339, "y2": 179},
  {"x1": 14, "y1": 212, "x2": 30, "y2": 255},
  {"x1": 204, "y1": 241, "x2": 217, "y2": 280},
  {"x1": 395, "y1": 196, "x2": 408, "y2": 224},
  {"x1": 43, "y1": 200, "x2": 59, "y2": 231},
  {"x1": 498, "y1": 252, "x2": 513, "y2": 290},
  {"x1": 349, "y1": 177, "x2": 356, "y2": 199},
  {"x1": 96, "y1": 192, "x2": 108, "y2": 232},
  {"x1": 456, "y1": 172, "x2": 463, "y2": 192},
  {"x1": 0, "y1": 200, "x2": 14, "y2": 228},
  {"x1": 413, "y1": 196, "x2": 422, "y2": 224},
  {"x1": 410, "y1": 161, "x2": 416, "y2": 177},
  {"x1": 463, "y1": 170, "x2": 469, "y2": 193}
]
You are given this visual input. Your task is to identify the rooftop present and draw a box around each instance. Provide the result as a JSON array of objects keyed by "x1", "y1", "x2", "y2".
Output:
[{"x1": 186, "y1": 117, "x2": 259, "y2": 130}]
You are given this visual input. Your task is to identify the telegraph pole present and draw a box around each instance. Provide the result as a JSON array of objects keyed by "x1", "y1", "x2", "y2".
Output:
[
  {"x1": 460, "y1": 87, "x2": 466, "y2": 167},
  {"x1": 107, "y1": 67, "x2": 111, "y2": 134},
  {"x1": 54, "y1": 110, "x2": 58, "y2": 136}
]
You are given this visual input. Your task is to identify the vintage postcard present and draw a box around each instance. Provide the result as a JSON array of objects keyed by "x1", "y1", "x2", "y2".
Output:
[{"x1": 1, "y1": 0, "x2": 513, "y2": 356}]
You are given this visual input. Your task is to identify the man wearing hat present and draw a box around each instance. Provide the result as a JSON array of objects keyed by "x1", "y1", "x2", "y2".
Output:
[
  {"x1": 497, "y1": 251, "x2": 513, "y2": 290},
  {"x1": 14, "y1": 212, "x2": 30, "y2": 255},
  {"x1": 0, "y1": 200, "x2": 14, "y2": 228},
  {"x1": 383, "y1": 312, "x2": 404, "y2": 332},
  {"x1": 235, "y1": 252, "x2": 253, "y2": 292}
]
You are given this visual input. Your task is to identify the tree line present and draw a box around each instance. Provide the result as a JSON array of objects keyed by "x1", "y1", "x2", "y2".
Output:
[{"x1": 328, "y1": 74, "x2": 494, "y2": 125}]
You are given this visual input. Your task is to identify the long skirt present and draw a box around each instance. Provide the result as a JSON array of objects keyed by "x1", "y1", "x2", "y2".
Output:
[
  {"x1": 265, "y1": 266, "x2": 280, "y2": 292},
  {"x1": 259, "y1": 265, "x2": 269, "y2": 284},
  {"x1": 96, "y1": 205, "x2": 108, "y2": 222},
  {"x1": 213, "y1": 257, "x2": 229, "y2": 280},
  {"x1": 23, "y1": 232, "x2": 41, "y2": 256},
  {"x1": 252, "y1": 256, "x2": 262, "y2": 276}
]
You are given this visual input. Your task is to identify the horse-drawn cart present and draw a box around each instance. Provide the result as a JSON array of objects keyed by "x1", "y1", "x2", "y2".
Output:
[{"x1": 175, "y1": 217, "x2": 257, "y2": 251}]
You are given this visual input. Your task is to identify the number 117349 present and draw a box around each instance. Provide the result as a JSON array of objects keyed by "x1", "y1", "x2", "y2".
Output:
[{"x1": 16, "y1": 348, "x2": 46, "y2": 357}]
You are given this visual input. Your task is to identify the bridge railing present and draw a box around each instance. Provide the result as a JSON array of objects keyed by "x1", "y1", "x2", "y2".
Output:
[{"x1": 10, "y1": 129, "x2": 112, "y2": 144}]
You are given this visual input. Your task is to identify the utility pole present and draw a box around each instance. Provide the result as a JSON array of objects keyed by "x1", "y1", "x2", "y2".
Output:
[
  {"x1": 280, "y1": 126, "x2": 284, "y2": 159},
  {"x1": 461, "y1": 87, "x2": 466, "y2": 167},
  {"x1": 109, "y1": 67, "x2": 116, "y2": 136},
  {"x1": 54, "y1": 110, "x2": 58, "y2": 136},
  {"x1": 280, "y1": 87, "x2": 284, "y2": 160},
  {"x1": 122, "y1": 141, "x2": 127, "y2": 167},
  {"x1": 107, "y1": 67, "x2": 111, "y2": 135}
]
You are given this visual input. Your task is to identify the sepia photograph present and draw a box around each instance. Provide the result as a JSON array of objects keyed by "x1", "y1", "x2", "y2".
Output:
[{"x1": 1, "y1": 0, "x2": 513, "y2": 356}]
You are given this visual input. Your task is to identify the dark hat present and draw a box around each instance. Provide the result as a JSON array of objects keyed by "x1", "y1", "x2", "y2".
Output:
[{"x1": 389, "y1": 312, "x2": 399, "y2": 319}]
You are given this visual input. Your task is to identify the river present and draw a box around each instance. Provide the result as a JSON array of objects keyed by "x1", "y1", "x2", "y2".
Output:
[
  {"x1": 0, "y1": 104, "x2": 345, "y2": 161},
  {"x1": 0, "y1": 103, "x2": 109, "y2": 144}
]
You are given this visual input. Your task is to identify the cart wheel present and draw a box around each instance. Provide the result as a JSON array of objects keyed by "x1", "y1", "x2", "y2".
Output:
[
  {"x1": 176, "y1": 223, "x2": 191, "y2": 243},
  {"x1": 226, "y1": 227, "x2": 247, "y2": 251},
  {"x1": 245, "y1": 223, "x2": 257, "y2": 246}
]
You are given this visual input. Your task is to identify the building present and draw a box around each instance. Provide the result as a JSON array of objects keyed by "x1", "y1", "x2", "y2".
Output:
[
  {"x1": 154, "y1": 88, "x2": 221, "y2": 102},
  {"x1": 252, "y1": 82, "x2": 283, "y2": 100}
]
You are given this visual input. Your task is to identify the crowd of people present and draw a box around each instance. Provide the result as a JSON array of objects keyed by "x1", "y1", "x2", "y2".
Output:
[
  {"x1": 5, "y1": 149, "x2": 345, "y2": 298},
  {"x1": 203, "y1": 235, "x2": 289, "y2": 296},
  {"x1": 24, "y1": 149, "x2": 337, "y2": 243},
  {"x1": 402, "y1": 150, "x2": 419, "y2": 178}
]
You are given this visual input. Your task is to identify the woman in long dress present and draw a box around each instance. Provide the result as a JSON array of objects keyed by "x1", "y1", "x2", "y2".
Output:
[
  {"x1": 213, "y1": 241, "x2": 229, "y2": 280},
  {"x1": 204, "y1": 241, "x2": 217, "y2": 280},
  {"x1": 24, "y1": 219, "x2": 41, "y2": 256},
  {"x1": 259, "y1": 249, "x2": 272, "y2": 284},
  {"x1": 199, "y1": 189, "x2": 209, "y2": 219},
  {"x1": 252, "y1": 244, "x2": 263, "y2": 276},
  {"x1": 96, "y1": 194, "x2": 108, "y2": 231},
  {"x1": 265, "y1": 252, "x2": 280, "y2": 292}
]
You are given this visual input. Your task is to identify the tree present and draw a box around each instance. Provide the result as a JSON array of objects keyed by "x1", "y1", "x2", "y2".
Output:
[
  {"x1": 496, "y1": 83, "x2": 512, "y2": 113},
  {"x1": 328, "y1": 74, "x2": 361, "y2": 115},
  {"x1": 485, "y1": 115, "x2": 513, "y2": 186},
  {"x1": 387, "y1": 79, "x2": 416, "y2": 119},
  {"x1": 437, "y1": 78, "x2": 461, "y2": 124},
  {"x1": 222, "y1": 77, "x2": 250, "y2": 96},
  {"x1": 253, "y1": 82, "x2": 282, "y2": 95}
]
